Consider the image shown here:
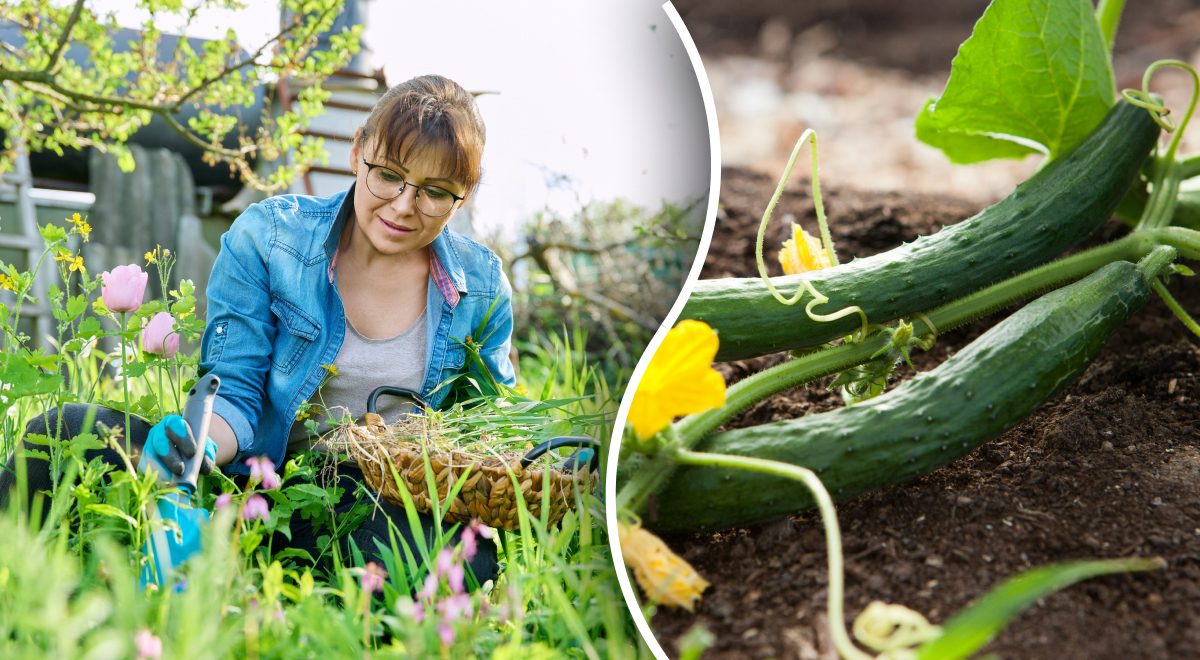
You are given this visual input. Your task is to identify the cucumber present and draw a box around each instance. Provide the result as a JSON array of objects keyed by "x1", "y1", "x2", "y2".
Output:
[
  {"x1": 648, "y1": 261, "x2": 1152, "y2": 533},
  {"x1": 683, "y1": 101, "x2": 1160, "y2": 362}
]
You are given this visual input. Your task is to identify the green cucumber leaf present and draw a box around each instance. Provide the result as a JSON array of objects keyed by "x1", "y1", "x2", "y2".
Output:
[
  {"x1": 916, "y1": 557, "x2": 1165, "y2": 659},
  {"x1": 917, "y1": 0, "x2": 1115, "y2": 164},
  {"x1": 916, "y1": 99, "x2": 1043, "y2": 164}
]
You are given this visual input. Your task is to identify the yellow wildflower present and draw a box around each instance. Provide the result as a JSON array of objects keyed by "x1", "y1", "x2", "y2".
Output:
[
  {"x1": 53, "y1": 252, "x2": 85, "y2": 273},
  {"x1": 0, "y1": 274, "x2": 15, "y2": 292},
  {"x1": 779, "y1": 223, "x2": 832, "y2": 275},
  {"x1": 321, "y1": 363, "x2": 340, "y2": 378},
  {"x1": 626, "y1": 320, "x2": 725, "y2": 440},
  {"x1": 68, "y1": 214, "x2": 91, "y2": 241},
  {"x1": 145, "y1": 251, "x2": 156, "y2": 265},
  {"x1": 295, "y1": 408, "x2": 311, "y2": 421},
  {"x1": 619, "y1": 520, "x2": 709, "y2": 611}
]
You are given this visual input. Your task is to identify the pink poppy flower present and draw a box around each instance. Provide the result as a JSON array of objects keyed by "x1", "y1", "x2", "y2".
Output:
[
  {"x1": 101, "y1": 264, "x2": 148, "y2": 313},
  {"x1": 241, "y1": 494, "x2": 269, "y2": 521},
  {"x1": 133, "y1": 629, "x2": 161, "y2": 659},
  {"x1": 141, "y1": 312, "x2": 179, "y2": 358},
  {"x1": 361, "y1": 562, "x2": 387, "y2": 593},
  {"x1": 437, "y1": 621, "x2": 454, "y2": 646}
]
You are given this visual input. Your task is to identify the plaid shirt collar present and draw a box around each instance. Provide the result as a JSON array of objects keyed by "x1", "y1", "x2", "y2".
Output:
[{"x1": 323, "y1": 182, "x2": 463, "y2": 309}]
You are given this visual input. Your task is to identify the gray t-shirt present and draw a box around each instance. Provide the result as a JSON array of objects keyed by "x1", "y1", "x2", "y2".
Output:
[{"x1": 287, "y1": 309, "x2": 427, "y2": 452}]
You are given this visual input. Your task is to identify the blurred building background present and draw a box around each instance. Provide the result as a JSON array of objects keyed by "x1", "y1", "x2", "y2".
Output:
[{"x1": 0, "y1": 0, "x2": 710, "y2": 390}]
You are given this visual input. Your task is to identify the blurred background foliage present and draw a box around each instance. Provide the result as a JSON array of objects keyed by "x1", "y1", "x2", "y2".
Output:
[{"x1": 494, "y1": 195, "x2": 705, "y2": 399}]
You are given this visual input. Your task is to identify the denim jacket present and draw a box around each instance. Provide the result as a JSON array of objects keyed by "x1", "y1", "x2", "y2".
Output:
[{"x1": 200, "y1": 183, "x2": 515, "y2": 476}]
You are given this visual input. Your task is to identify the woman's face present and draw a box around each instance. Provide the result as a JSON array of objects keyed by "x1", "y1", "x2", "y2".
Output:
[{"x1": 348, "y1": 134, "x2": 468, "y2": 257}]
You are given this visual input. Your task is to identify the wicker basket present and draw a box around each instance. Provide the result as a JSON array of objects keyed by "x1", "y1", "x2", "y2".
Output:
[{"x1": 334, "y1": 415, "x2": 598, "y2": 531}]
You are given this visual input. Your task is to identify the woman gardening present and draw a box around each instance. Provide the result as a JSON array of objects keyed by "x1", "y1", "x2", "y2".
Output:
[{"x1": 1, "y1": 74, "x2": 515, "y2": 587}]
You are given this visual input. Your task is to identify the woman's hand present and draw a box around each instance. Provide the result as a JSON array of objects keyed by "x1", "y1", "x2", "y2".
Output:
[{"x1": 145, "y1": 415, "x2": 218, "y2": 477}]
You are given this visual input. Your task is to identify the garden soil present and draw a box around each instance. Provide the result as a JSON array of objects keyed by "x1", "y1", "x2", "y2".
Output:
[{"x1": 648, "y1": 168, "x2": 1200, "y2": 659}]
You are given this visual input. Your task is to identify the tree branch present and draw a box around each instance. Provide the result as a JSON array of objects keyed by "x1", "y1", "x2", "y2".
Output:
[
  {"x1": 172, "y1": 3, "x2": 335, "y2": 109},
  {"x1": 158, "y1": 110, "x2": 257, "y2": 159},
  {"x1": 537, "y1": 235, "x2": 648, "y2": 255},
  {"x1": 44, "y1": 0, "x2": 86, "y2": 75},
  {"x1": 0, "y1": 70, "x2": 168, "y2": 114}
]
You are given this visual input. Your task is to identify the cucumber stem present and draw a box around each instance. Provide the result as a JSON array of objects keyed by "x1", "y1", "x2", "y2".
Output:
[
  {"x1": 1136, "y1": 244, "x2": 1178, "y2": 283},
  {"x1": 675, "y1": 450, "x2": 873, "y2": 660},
  {"x1": 1127, "y1": 61, "x2": 1198, "y2": 230},
  {"x1": 1148, "y1": 226, "x2": 1200, "y2": 260},
  {"x1": 675, "y1": 337, "x2": 890, "y2": 444},
  {"x1": 1182, "y1": 153, "x2": 1200, "y2": 180},
  {"x1": 1139, "y1": 159, "x2": 1184, "y2": 231},
  {"x1": 1151, "y1": 279, "x2": 1200, "y2": 340}
]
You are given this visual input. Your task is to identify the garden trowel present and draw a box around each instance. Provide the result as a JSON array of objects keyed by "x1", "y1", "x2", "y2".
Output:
[{"x1": 138, "y1": 373, "x2": 220, "y2": 588}]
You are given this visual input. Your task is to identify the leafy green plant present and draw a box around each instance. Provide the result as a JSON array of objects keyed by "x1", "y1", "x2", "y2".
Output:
[{"x1": 0, "y1": 214, "x2": 647, "y2": 658}]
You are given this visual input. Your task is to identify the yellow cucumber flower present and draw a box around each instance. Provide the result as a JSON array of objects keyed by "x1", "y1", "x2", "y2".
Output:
[
  {"x1": 627, "y1": 320, "x2": 725, "y2": 441},
  {"x1": 780, "y1": 223, "x2": 832, "y2": 275},
  {"x1": 619, "y1": 520, "x2": 709, "y2": 611}
]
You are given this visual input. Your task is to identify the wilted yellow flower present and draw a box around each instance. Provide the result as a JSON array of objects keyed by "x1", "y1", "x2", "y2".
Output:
[
  {"x1": 145, "y1": 251, "x2": 156, "y2": 265},
  {"x1": 627, "y1": 320, "x2": 725, "y2": 440},
  {"x1": 852, "y1": 601, "x2": 941, "y2": 653},
  {"x1": 619, "y1": 520, "x2": 709, "y2": 611},
  {"x1": 321, "y1": 363, "x2": 340, "y2": 378},
  {"x1": 295, "y1": 408, "x2": 311, "y2": 421},
  {"x1": 780, "y1": 223, "x2": 832, "y2": 275}
]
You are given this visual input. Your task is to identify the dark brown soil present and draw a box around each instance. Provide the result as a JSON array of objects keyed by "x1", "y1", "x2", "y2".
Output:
[{"x1": 649, "y1": 168, "x2": 1200, "y2": 660}]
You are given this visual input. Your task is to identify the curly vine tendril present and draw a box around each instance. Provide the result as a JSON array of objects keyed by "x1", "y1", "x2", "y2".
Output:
[
  {"x1": 1122, "y1": 59, "x2": 1198, "y2": 162},
  {"x1": 1124, "y1": 60, "x2": 1198, "y2": 232},
  {"x1": 755, "y1": 129, "x2": 870, "y2": 342}
]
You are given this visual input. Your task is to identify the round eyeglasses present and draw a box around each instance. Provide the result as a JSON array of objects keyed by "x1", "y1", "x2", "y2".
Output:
[{"x1": 361, "y1": 156, "x2": 465, "y2": 218}]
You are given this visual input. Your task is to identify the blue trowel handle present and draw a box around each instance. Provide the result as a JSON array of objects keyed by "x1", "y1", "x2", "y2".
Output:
[{"x1": 177, "y1": 374, "x2": 220, "y2": 493}]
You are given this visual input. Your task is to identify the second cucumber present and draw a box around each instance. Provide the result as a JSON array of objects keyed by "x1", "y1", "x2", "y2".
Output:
[{"x1": 649, "y1": 258, "x2": 1158, "y2": 533}]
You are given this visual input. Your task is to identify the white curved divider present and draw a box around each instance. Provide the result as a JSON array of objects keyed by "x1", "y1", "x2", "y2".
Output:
[{"x1": 605, "y1": 3, "x2": 721, "y2": 659}]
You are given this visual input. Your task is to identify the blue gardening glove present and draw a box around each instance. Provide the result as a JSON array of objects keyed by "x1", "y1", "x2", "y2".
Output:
[{"x1": 146, "y1": 415, "x2": 217, "y2": 478}]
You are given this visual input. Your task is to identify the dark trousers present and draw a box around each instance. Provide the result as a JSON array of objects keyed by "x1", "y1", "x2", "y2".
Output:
[{"x1": 0, "y1": 404, "x2": 498, "y2": 586}]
